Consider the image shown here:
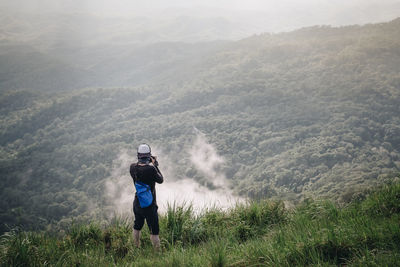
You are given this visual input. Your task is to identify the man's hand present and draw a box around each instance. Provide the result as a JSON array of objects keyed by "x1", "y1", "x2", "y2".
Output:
[{"x1": 151, "y1": 156, "x2": 159, "y2": 166}]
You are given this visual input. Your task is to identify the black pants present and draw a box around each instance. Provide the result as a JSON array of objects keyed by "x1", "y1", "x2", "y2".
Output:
[{"x1": 133, "y1": 203, "x2": 159, "y2": 235}]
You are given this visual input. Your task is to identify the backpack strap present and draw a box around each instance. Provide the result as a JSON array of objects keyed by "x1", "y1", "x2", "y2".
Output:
[{"x1": 132, "y1": 163, "x2": 138, "y2": 182}]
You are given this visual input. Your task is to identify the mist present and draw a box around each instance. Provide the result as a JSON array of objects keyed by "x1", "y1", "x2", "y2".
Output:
[
  {"x1": 105, "y1": 134, "x2": 243, "y2": 217},
  {"x1": 1, "y1": 0, "x2": 399, "y2": 44}
]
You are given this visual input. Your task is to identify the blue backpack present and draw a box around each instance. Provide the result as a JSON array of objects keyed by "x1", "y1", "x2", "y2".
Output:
[{"x1": 135, "y1": 181, "x2": 153, "y2": 208}]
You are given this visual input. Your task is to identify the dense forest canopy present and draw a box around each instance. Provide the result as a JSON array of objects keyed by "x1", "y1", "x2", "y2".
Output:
[{"x1": 0, "y1": 18, "x2": 400, "y2": 233}]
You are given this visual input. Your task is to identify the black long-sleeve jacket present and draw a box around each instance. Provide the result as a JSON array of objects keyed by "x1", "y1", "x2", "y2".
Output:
[{"x1": 130, "y1": 163, "x2": 163, "y2": 208}]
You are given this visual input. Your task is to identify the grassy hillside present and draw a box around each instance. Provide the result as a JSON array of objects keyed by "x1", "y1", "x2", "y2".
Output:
[
  {"x1": 1, "y1": 181, "x2": 399, "y2": 266},
  {"x1": 1, "y1": 19, "x2": 400, "y2": 233}
]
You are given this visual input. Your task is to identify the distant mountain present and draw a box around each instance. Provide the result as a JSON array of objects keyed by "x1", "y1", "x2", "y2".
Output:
[
  {"x1": 0, "y1": 12, "x2": 256, "y2": 45},
  {"x1": 1, "y1": 13, "x2": 241, "y2": 92},
  {"x1": 0, "y1": 39, "x2": 227, "y2": 92},
  {"x1": 0, "y1": 43, "x2": 96, "y2": 92}
]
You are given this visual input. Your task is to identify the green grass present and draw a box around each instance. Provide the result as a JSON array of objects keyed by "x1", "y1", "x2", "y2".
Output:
[{"x1": 1, "y1": 183, "x2": 400, "y2": 266}]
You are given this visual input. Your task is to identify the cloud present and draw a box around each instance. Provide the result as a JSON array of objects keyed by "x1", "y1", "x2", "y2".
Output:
[
  {"x1": 158, "y1": 133, "x2": 243, "y2": 211},
  {"x1": 157, "y1": 178, "x2": 240, "y2": 213},
  {"x1": 189, "y1": 132, "x2": 227, "y2": 188},
  {"x1": 104, "y1": 151, "x2": 134, "y2": 218}
]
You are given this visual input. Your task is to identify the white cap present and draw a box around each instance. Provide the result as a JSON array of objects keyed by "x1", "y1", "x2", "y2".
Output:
[{"x1": 137, "y1": 143, "x2": 151, "y2": 156}]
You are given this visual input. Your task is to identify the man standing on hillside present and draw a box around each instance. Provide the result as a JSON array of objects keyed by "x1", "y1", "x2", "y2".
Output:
[{"x1": 130, "y1": 144, "x2": 164, "y2": 251}]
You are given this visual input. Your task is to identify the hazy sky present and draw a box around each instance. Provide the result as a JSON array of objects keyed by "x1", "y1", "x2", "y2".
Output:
[
  {"x1": 2, "y1": 0, "x2": 399, "y2": 17},
  {"x1": 1, "y1": 0, "x2": 399, "y2": 35}
]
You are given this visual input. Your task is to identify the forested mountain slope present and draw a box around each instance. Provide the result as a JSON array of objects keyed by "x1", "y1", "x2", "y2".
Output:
[
  {"x1": 0, "y1": 40, "x2": 226, "y2": 92},
  {"x1": 0, "y1": 19, "x2": 400, "y2": 233}
]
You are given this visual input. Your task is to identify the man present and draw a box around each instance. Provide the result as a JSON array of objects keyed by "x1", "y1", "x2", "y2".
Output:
[{"x1": 130, "y1": 143, "x2": 164, "y2": 250}]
